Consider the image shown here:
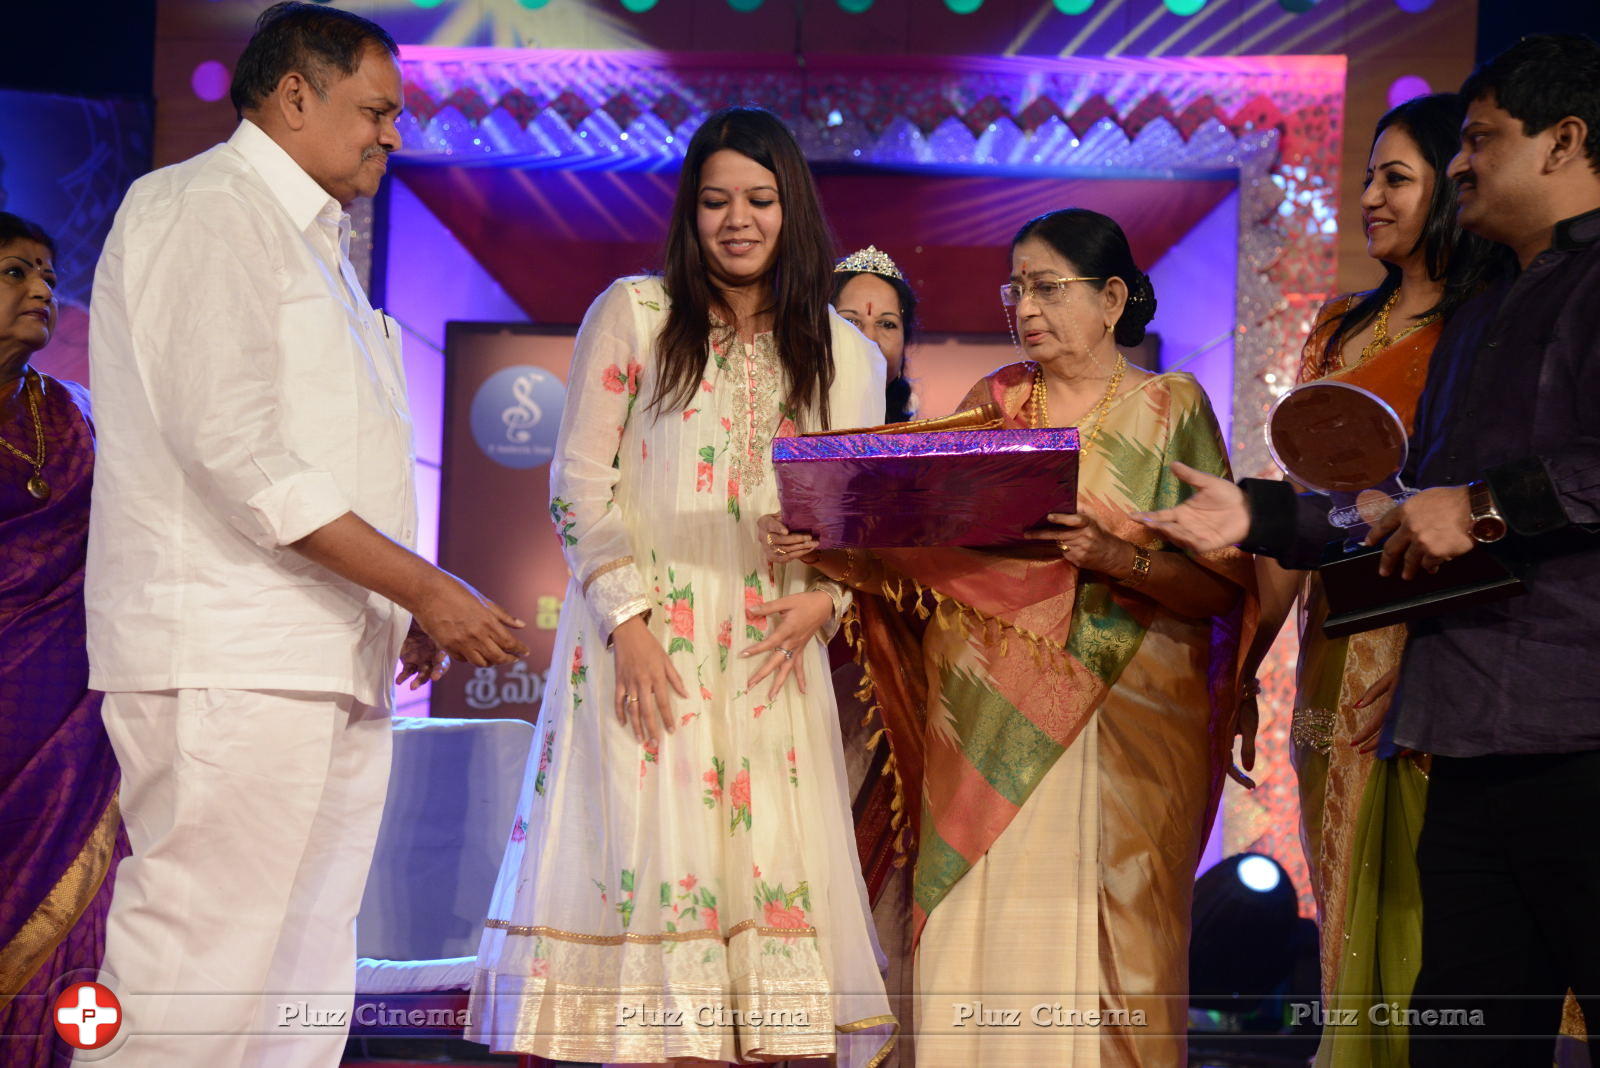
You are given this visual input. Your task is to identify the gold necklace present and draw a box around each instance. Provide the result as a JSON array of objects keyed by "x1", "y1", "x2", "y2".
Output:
[
  {"x1": 1358, "y1": 288, "x2": 1440, "y2": 364},
  {"x1": 1031, "y1": 354, "x2": 1127, "y2": 449},
  {"x1": 0, "y1": 369, "x2": 49, "y2": 500}
]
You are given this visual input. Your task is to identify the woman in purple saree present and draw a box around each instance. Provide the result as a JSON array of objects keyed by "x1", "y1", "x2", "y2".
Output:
[{"x1": 0, "y1": 212, "x2": 127, "y2": 1065}]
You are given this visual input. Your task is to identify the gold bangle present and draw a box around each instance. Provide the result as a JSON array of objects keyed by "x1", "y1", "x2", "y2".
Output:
[{"x1": 1121, "y1": 544, "x2": 1152, "y2": 589}]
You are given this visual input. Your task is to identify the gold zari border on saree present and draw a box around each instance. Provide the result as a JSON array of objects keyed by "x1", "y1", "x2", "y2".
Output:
[
  {"x1": 0, "y1": 795, "x2": 119, "y2": 1005},
  {"x1": 485, "y1": 917, "x2": 817, "y2": 943}
]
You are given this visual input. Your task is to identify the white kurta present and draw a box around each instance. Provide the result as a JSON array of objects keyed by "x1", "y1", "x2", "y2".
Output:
[
  {"x1": 469, "y1": 277, "x2": 895, "y2": 1066},
  {"x1": 86, "y1": 119, "x2": 417, "y2": 708}
]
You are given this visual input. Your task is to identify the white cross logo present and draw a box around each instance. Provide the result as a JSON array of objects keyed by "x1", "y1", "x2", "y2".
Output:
[{"x1": 54, "y1": 982, "x2": 122, "y2": 1049}]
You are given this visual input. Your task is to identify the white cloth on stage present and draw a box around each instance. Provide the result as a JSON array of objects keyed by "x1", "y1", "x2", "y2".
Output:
[
  {"x1": 87, "y1": 689, "x2": 391, "y2": 1068},
  {"x1": 85, "y1": 118, "x2": 417, "y2": 709}
]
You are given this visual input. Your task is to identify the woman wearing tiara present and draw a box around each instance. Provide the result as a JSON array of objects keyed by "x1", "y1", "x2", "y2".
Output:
[
  {"x1": 832, "y1": 246, "x2": 918, "y2": 424},
  {"x1": 467, "y1": 106, "x2": 895, "y2": 1068},
  {"x1": 764, "y1": 208, "x2": 1256, "y2": 1066}
]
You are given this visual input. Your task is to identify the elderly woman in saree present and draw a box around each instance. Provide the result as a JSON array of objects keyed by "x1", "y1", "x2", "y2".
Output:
[
  {"x1": 763, "y1": 207, "x2": 1257, "y2": 1066},
  {"x1": 0, "y1": 213, "x2": 128, "y2": 1065}
]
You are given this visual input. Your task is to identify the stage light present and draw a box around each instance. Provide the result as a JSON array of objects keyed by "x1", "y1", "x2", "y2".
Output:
[
  {"x1": 838, "y1": 0, "x2": 874, "y2": 10},
  {"x1": 407, "y1": 0, "x2": 447, "y2": 9},
  {"x1": 1278, "y1": 0, "x2": 1316, "y2": 10},
  {"x1": 1163, "y1": 0, "x2": 1207, "y2": 14},
  {"x1": 517, "y1": 0, "x2": 551, "y2": 8},
  {"x1": 1394, "y1": 0, "x2": 1434, "y2": 10},
  {"x1": 190, "y1": 61, "x2": 229, "y2": 103},
  {"x1": 729, "y1": 0, "x2": 764, "y2": 10},
  {"x1": 621, "y1": 0, "x2": 659, "y2": 10},
  {"x1": 1237, "y1": 855, "x2": 1281, "y2": 892},
  {"x1": 1055, "y1": 0, "x2": 1094, "y2": 12},
  {"x1": 1388, "y1": 74, "x2": 1431, "y2": 107},
  {"x1": 1190, "y1": 852, "x2": 1317, "y2": 1028},
  {"x1": 827, "y1": 109, "x2": 845, "y2": 126},
  {"x1": 943, "y1": 0, "x2": 984, "y2": 12}
]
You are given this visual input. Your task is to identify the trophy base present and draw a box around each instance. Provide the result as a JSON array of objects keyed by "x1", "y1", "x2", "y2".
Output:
[{"x1": 1318, "y1": 544, "x2": 1525, "y2": 639}]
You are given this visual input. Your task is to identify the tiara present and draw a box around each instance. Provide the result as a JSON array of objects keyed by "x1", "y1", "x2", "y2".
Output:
[{"x1": 834, "y1": 245, "x2": 904, "y2": 281}]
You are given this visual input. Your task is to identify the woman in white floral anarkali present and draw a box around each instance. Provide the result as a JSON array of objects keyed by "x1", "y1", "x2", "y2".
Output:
[{"x1": 468, "y1": 108, "x2": 896, "y2": 1067}]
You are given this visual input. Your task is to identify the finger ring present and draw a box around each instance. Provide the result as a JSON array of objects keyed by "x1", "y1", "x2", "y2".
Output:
[
  {"x1": 781, "y1": 647, "x2": 793, "y2": 660},
  {"x1": 765, "y1": 532, "x2": 775, "y2": 547},
  {"x1": 624, "y1": 694, "x2": 638, "y2": 704}
]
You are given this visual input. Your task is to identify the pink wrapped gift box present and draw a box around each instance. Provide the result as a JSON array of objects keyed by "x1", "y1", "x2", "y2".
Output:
[{"x1": 773, "y1": 428, "x2": 1079, "y2": 549}]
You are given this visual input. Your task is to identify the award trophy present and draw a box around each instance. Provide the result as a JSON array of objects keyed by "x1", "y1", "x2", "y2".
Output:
[{"x1": 1267, "y1": 380, "x2": 1522, "y2": 638}]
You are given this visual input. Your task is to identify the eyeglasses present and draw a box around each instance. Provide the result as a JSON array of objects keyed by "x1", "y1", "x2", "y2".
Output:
[{"x1": 999, "y1": 276, "x2": 1104, "y2": 307}]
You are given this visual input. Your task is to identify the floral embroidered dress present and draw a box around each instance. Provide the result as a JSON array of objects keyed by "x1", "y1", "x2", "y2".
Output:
[{"x1": 469, "y1": 276, "x2": 895, "y2": 1066}]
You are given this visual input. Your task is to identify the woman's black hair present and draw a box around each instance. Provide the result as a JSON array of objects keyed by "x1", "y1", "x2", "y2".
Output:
[
  {"x1": 653, "y1": 106, "x2": 837, "y2": 427},
  {"x1": 1009, "y1": 208, "x2": 1156, "y2": 347},
  {"x1": 831, "y1": 268, "x2": 919, "y2": 422},
  {"x1": 0, "y1": 212, "x2": 56, "y2": 255},
  {"x1": 1323, "y1": 93, "x2": 1505, "y2": 363}
]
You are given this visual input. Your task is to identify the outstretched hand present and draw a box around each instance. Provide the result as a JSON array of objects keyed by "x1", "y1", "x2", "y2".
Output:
[{"x1": 1134, "y1": 462, "x2": 1250, "y2": 552}]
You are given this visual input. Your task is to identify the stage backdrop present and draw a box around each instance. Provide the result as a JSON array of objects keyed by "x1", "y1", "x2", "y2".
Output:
[{"x1": 437, "y1": 323, "x2": 578, "y2": 722}]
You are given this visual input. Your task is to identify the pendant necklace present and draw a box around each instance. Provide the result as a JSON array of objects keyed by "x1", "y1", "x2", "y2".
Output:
[{"x1": 0, "y1": 369, "x2": 50, "y2": 500}]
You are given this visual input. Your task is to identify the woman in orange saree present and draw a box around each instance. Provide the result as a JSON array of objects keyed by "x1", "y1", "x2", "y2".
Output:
[
  {"x1": 1234, "y1": 93, "x2": 1503, "y2": 1066},
  {"x1": 765, "y1": 209, "x2": 1256, "y2": 1066}
]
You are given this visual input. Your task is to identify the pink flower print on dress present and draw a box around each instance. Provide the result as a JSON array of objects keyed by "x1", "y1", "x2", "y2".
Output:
[
  {"x1": 777, "y1": 417, "x2": 798, "y2": 439},
  {"x1": 700, "y1": 684, "x2": 714, "y2": 700},
  {"x1": 665, "y1": 572, "x2": 695, "y2": 654},
  {"x1": 601, "y1": 364, "x2": 627, "y2": 393},
  {"x1": 763, "y1": 901, "x2": 809, "y2": 930},
  {"x1": 702, "y1": 906, "x2": 719, "y2": 931},
  {"x1": 717, "y1": 619, "x2": 733, "y2": 672},
  {"x1": 679, "y1": 874, "x2": 698, "y2": 892},
  {"x1": 625, "y1": 360, "x2": 641, "y2": 396},
  {"x1": 683, "y1": 408, "x2": 698, "y2": 421},
  {"x1": 529, "y1": 958, "x2": 550, "y2": 978},
  {"x1": 727, "y1": 758, "x2": 752, "y2": 832},
  {"x1": 670, "y1": 600, "x2": 695, "y2": 642},
  {"x1": 509, "y1": 816, "x2": 528, "y2": 843},
  {"x1": 743, "y1": 577, "x2": 768, "y2": 638},
  {"x1": 702, "y1": 759, "x2": 725, "y2": 805}
]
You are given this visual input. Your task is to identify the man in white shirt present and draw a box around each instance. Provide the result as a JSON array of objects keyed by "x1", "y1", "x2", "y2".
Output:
[{"x1": 82, "y1": 4, "x2": 527, "y2": 1063}]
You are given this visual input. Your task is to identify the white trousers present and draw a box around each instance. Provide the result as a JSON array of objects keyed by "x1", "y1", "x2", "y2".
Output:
[{"x1": 79, "y1": 689, "x2": 391, "y2": 1068}]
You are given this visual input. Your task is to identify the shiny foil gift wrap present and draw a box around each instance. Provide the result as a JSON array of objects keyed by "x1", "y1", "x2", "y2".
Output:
[{"x1": 773, "y1": 428, "x2": 1079, "y2": 549}]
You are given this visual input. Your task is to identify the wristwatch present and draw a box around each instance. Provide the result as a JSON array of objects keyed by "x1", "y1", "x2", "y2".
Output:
[{"x1": 1467, "y1": 480, "x2": 1507, "y2": 544}]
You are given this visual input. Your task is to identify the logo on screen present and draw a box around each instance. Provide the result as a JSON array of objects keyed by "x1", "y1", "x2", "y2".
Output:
[{"x1": 471, "y1": 366, "x2": 566, "y2": 469}]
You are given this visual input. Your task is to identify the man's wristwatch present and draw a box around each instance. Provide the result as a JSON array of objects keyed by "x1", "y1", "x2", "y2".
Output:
[{"x1": 1467, "y1": 480, "x2": 1507, "y2": 544}]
